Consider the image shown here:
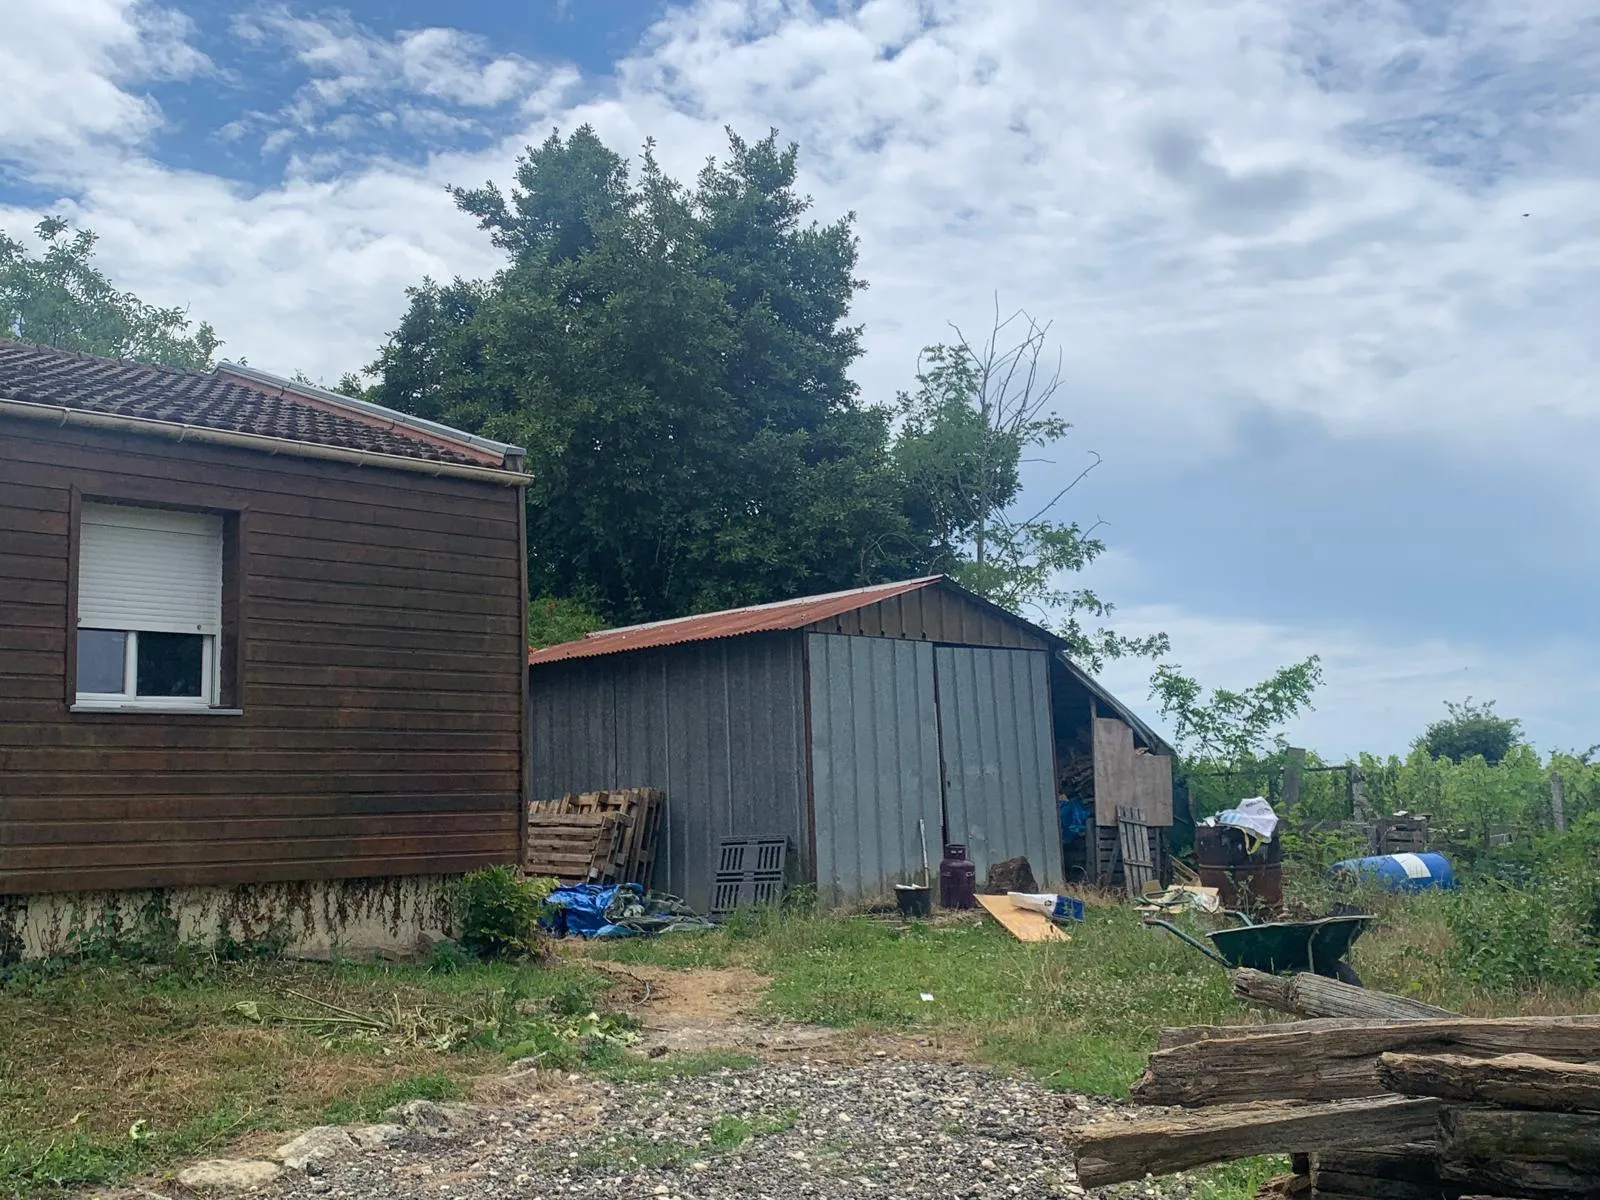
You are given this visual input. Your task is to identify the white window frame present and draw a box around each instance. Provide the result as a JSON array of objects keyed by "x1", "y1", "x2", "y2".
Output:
[
  {"x1": 74, "y1": 629, "x2": 218, "y2": 711},
  {"x1": 72, "y1": 502, "x2": 228, "y2": 714}
]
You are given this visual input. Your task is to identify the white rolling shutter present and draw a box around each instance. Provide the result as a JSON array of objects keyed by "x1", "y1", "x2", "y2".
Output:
[{"x1": 78, "y1": 504, "x2": 223, "y2": 636}]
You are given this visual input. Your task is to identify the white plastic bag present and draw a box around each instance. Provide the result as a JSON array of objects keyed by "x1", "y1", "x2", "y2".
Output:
[{"x1": 1008, "y1": 892, "x2": 1069, "y2": 919}]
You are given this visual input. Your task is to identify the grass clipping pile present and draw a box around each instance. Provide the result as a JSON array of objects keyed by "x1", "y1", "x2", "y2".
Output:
[{"x1": 1071, "y1": 986, "x2": 1600, "y2": 1198}]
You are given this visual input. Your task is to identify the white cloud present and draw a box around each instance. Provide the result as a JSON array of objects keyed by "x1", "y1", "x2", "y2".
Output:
[
  {"x1": 229, "y1": 7, "x2": 580, "y2": 157},
  {"x1": 0, "y1": 0, "x2": 209, "y2": 173}
]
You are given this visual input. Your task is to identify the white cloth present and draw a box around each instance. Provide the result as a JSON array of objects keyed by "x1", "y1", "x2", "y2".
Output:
[{"x1": 1210, "y1": 796, "x2": 1279, "y2": 841}]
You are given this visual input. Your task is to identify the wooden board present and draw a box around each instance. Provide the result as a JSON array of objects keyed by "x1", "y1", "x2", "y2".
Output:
[
  {"x1": 975, "y1": 893, "x2": 1070, "y2": 943},
  {"x1": 1117, "y1": 806, "x2": 1157, "y2": 896},
  {"x1": 1092, "y1": 717, "x2": 1136, "y2": 826},
  {"x1": 1132, "y1": 750, "x2": 1175, "y2": 826}
]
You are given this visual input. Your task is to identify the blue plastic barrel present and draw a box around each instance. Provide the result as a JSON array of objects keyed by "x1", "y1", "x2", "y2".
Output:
[{"x1": 1329, "y1": 852, "x2": 1455, "y2": 892}]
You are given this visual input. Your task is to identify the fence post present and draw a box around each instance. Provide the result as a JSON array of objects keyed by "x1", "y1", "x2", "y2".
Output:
[
  {"x1": 1550, "y1": 771, "x2": 1568, "y2": 834},
  {"x1": 1280, "y1": 747, "x2": 1306, "y2": 813}
]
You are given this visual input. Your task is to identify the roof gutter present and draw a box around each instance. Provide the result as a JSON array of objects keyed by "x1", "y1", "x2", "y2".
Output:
[{"x1": 0, "y1": 395, "x2": 532, "y2": 486}]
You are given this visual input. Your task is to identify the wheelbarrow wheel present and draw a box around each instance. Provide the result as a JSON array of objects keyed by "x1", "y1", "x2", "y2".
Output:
[{"x1": 1333, "y1": 960, "x2": 1364, "y2": 988}]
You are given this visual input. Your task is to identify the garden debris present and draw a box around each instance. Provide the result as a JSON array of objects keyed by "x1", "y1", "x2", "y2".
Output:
[
  {"x1": 974, "y1": 893, "x2": 1069, "y2": 943},
  {"x1": 1136, "y1": 885, "x2": 1221, "y2": 915},
  {"x1": 1199, "y1": 796, "x2": 1279, "y2": 850},
  {"x1": 1073, "y1": 1012, "x2": 1600, "y2": 1195},
  {"x1": 539, "y1": 882, "x2": 717, "y2": 939}
]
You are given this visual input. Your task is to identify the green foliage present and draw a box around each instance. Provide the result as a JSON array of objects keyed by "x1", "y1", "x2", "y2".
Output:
[
  {"x1": 891, "y1": 313, "x2": 1167, "y2": 672},
  {"x1": 1446, "y1": 881, "x2": 1598, "y2": 992},
  {"x1": 528, "y1": 595, "x2": 606, "y2": 648},
  {"x1": 1150, "y1": 657, "x2": 1323, "y2": 763},
  {"x1": 0, "y1": 217, "x2": 220, "y2": 368},
  {"x1": 1420, "y1": 698, "x2": 1523, "y2": 765},
  {"x1": 368, "y1": 126, "x2": 922, "y2": 625},
  {"x1": 453, "y1": 868, "x2": 555, "y2": 959}
]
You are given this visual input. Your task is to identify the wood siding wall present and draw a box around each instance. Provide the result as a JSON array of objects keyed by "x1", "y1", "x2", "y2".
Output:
[
  {"x1": 0, "y1": 420, "x2": 526, "y2": 895},
  {"x1": 804, "y1": 585, "x2": 1046, "y2": 650}
]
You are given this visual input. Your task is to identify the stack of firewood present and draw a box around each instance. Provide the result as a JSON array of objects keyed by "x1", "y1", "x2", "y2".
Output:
[
  {"x1": 525, "y1": 788, "x2": 664, "y2": 887},
  {"x1": 1073, "y1": 973, "x2": 1600, "y2": 1198}
]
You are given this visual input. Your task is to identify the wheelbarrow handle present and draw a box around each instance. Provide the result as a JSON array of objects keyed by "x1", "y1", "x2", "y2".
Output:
[{"x1": 1141, "y1": 917, "x2": 1232, "y2": 968}]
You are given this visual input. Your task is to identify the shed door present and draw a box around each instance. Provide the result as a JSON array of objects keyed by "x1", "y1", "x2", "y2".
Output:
[
  {"x1": 935, "y1": 646, "x2": 1061, "y2": 889},
  {"x1": 807, "y1": 634, "x2": 943, "y2": 906}
]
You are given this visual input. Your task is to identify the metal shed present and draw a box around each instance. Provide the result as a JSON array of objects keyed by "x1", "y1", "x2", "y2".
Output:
[{"x1": 527, "y1": 576, "x2": 1172, "y2": 909}]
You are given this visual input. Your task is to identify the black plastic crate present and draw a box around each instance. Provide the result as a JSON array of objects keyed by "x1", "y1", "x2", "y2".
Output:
[{"x1": 715, "y1": 837, "x2": 787, "y2": 877}]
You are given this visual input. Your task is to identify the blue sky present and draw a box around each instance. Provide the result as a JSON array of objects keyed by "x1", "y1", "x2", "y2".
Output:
[{"x1": 4, "y1": 0, "x2": 1599, "y2": 757}]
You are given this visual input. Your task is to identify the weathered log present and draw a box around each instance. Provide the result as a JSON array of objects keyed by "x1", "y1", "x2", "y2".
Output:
[
  {"x1": 1441, "y1": 1158, "x2": 1600, "y2": 1197},
  {"x1": 1253, "y1": 1172, "x2": 1310, "y2": 1199},
  {"x1": 1071, "y1": 1095, "x2": 1439, "y2": 1188},
  {"x1": 1440, "y1": 1106, "x2": 1600, "y2": 1171},
  {"x1": 1157, "y1": 1016, "x2": 1384, "y2": 1050},
  {"x1": 1380, "y1": 1050, "x2": 1600, "y2": 1112},
  {"x1": 1232, "y1": 967, "x2": 1456, "y2": 1020},
  {"x1": 1132, "y1": 1015, "x2": 1600, "y2": 1107}
]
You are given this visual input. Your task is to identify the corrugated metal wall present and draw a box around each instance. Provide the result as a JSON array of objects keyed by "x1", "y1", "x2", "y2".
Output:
[
  {"x1": 527, "y1": 632, "x2": 809, "y2": 911},
  {"x1": 935, "y1": 645, "x2": 1062, "y2": 889},
  {"x1": 806, "y1": 634, "x2": 944, "y2": 905}
]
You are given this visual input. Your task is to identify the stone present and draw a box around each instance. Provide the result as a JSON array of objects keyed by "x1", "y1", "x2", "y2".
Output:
[
  {"x1": 174, "y1": 1159, "x2": 283, "y2": 1191},
  {"x1": 385, "y1": 1098, "x2": 477, "y2": 1135},
  {"x1": 274, "y1": 1126, "x2": 357, "y2": 1171},
  {"x1": 349, "y1": 1124, "x2": 406, "y2": 1150}
]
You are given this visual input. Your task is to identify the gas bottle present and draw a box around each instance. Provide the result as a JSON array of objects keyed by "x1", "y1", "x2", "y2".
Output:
[{"x1": 938, "y1": 843, "x2": 977, "y2": 910}]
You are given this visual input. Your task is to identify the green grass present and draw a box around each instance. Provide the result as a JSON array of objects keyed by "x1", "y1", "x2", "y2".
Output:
[{"x1": 0, "y1": 954, "x2": 618, "y2": 1199}]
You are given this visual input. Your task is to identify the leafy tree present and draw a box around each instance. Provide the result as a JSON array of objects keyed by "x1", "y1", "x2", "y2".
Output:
[
  {"x1": 1150, "y1": 657, "x2": 1323, "y2": 762},
  {"x1": 1419, "y1": 698, "x2": 1523, "y2": 766},
  {"x1": 891, "y1": 306, "x2": 1167, "y2": 671},
  {"x1": 363, "y1": 126, "x2": 920, "y2": 623},
  {"x1": 0, "y1": 217, "x2": 220, "y2": 368}
]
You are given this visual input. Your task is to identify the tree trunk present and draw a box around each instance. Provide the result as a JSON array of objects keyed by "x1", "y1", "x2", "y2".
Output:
[
  {"x1": 1072, "y1": 1096, "x2": 1440, "y2": 1188},
  {"x1": 1379, "y1": 1051, "x2": 1600, "y2": 1112},
  {"x1": 1232, "y1": 968, "x2": 1457, "y2": 1020},
  {"x1": 1132, "y1": 1015, "x2": 1600, "y2": 1107}
]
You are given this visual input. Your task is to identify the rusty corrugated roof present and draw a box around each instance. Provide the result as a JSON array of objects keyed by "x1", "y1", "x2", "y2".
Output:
[{"x1": 528, "y1": 576, "x2": 947, "y2": 665}]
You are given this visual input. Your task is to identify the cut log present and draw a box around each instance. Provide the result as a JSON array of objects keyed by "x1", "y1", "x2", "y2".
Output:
[
  {"x1": 1131, "y1": 1015, "x2": 1600, "y2": 1107},
  {"x1": 1440, "y1": 1107, "x2": 1600, "y2": 1172},
  {"x1": 1380, "y1": 1050, "x2": 1600, "y2": 1112},
  {"x1": 1158, "y1": 1016, "x2": 1384, "y2": 1050},
  {"x1": 1071, "y1": 1095, "x2": 1440, "y2": 1188},
  {"x1": 1232, "y1": 968, "x2": 1456, "y2": 1020}
]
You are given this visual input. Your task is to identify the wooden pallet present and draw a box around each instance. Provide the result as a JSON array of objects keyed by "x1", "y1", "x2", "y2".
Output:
[
  {"x1": 1117, "y1": 806, "x2": 1158, "y2": 897},
  {"x1": 524, "y1": 812, "x2": 628, "y2": 882},
  {"x1": 526, "y1": 788, "x2": 664, "y2": 886}
]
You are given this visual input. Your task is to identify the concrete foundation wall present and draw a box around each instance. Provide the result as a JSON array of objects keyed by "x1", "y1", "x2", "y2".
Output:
[{"x1": 1, "y1": 875, "x2": 457, "y2": 963}]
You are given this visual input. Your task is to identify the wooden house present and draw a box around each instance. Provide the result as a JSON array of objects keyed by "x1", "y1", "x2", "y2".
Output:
[{"x1": 0, "y1": 340, "x2": 529, "y2": 959}]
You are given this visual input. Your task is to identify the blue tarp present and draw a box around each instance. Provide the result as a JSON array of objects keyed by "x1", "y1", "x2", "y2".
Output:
[
  {"x1": 540, "y1": 883, "x2": 645, "y2": 939},
  {"x1": 1058, "y1": 798, "x2": 1091, "y2": 841}
]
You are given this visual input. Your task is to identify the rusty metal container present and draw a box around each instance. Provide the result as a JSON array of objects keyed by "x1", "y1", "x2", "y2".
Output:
[{"x1": 1195, "y1": 824, "x2": 1284, "y2": 915}]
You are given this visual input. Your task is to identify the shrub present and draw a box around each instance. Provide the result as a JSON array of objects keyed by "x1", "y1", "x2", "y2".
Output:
[
  {"x1": 453, "y1": 868, "x2": 555, "y2": 959},
  {"x1": 1446, "y1": 881, "x2": 1598, "y2": 992}
]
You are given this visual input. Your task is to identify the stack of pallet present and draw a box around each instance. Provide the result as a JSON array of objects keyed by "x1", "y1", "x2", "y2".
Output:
[
  {"x1": 525, "y1": 788, "x2": 664, "y2": 887},
  {"x1": 1072, "y1": 1011, "x2": 1600, "y2": 1198}
]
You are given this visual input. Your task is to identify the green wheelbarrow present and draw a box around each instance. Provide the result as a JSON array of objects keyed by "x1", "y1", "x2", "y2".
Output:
[{"x1": 1143, "y1": 910, "x2": 1375, "y2": 985}]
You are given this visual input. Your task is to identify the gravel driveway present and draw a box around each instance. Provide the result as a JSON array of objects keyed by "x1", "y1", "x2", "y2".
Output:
[{"x1": 263, "y1": 1059, "x2": 1181, "y2": 1200}]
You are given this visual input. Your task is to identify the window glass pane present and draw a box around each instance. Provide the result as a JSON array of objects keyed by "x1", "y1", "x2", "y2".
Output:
[
  {"x1": 136, "y1": 632, "x2": 205, "y2": 698},
  {"x1": 77, "y1": 629, "x2": 128, "y2": 694}
]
